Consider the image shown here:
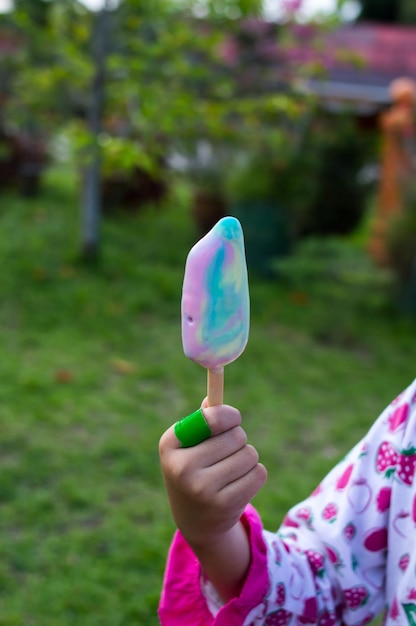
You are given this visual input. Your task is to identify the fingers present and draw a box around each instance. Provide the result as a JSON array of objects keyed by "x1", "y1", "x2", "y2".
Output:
[
  {"x1": 201, "y1": 425, "x2": 247, "y2": 465},
  {"x1": 159, "y1": 404, "x2": 268, "y2": 540},
  {"x1": 211, "y1": 444, "x2": 260, "y2": 487},
  {"x1": 219, "y1": 462, "x2": 268, "y2": 509},
  {"x1": 159, "y1": 404, "x2": 266, "y2": 495},
  {"x1": 205, "y1": 443, "x2": 268, "y2": 499},
  {"x1": 190, "y1": 454, "x2": 267, "y2": 516},
  {"x1": 204, "y1": 404, "x2": 242, "y2": 437}
]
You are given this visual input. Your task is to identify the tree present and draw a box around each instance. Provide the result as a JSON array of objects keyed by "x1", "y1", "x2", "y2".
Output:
[
  {"x1": 0, "y1": 0, "x2": 320, "y2": 258},
  {"x1": 1, "y1": 0, "x2": 266, "y2": 257},
  {"x1": 82, "y1": 2, "x2": 110, "y2": 262}
]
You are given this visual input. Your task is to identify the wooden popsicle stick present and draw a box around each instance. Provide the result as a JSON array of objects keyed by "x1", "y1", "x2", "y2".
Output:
[{"x1": 207, "y1": 368, "x2": 224, "y2": 406}]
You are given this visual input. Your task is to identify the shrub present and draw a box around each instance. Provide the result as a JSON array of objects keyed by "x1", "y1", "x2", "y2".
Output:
[{"x1": 298, "y1": 111, "x2": 377, "y2": 238}]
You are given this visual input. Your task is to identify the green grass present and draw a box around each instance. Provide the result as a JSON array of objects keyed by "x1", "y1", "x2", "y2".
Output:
[{"x1": 0, "y1": 166, "x2": 413, "y2": 625}]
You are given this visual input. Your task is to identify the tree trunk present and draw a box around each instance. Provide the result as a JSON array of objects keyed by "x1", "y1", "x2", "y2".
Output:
[{"x1": 81, "y1": 4, "x2": 110, "y2": 263}]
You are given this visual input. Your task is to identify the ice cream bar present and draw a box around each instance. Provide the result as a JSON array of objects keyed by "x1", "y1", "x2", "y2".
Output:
[{"x1": 181, "y1": 216, "x2": 249, "y2": 405}]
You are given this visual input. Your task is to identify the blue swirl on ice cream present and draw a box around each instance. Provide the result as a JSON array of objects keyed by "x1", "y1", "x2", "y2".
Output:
[{"x1": 181, "y1": 216, "x2": 250, "y2": 371}]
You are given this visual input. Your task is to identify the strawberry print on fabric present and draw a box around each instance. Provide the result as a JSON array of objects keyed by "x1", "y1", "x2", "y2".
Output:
[
  {"x1": 397, "y1": 447, "x2": 416, "y2": 486},
  {"x1": 275, "y1": 583, "x2": 286, "y2": 606},
  {"x1": 363, "y1": 528, "x2": 388, "y2": 552},
  {"x1": 336, "y1": 464, "x2": 354, "y2": 491},
  {"x1": 305, "y1": 549, "x2": 325, "y2": 578},
  {"x1": 389, "y1": 597, "x2": 400, "y2": 620},
  {"x1": 343, "y1": 586, "x2": 369, "y2": 610},
  {"x1": 254, "y1": 388, "x2": 416, "y2": 625},
  {"x1": 295, "y1": 506, "x2": 313, "y2": 529},
  {"x1": 392, "y1": 509, "x2": 410, "y2": 538},
  {"x1": 399, "y1": 553, "x2": 410, "y2": 571},
  {"x1": 264, "y1": 609, "x2": 292, "y2": 625},
  {"x1": 376, "y1": 486, "x2": 391, "y2": 512},
  {"x1": 347, "y1": 478, "x2": 372, "y2": 513},
  {"x1": 387, "y1": 403, "x2": 409, "y2": 432},
  {"x1": 343, "y1": 521, "x2": 356, "y2": 542},
  {"x1": 318, "y1": 609, "x2": 337, "y2": 626},
  {"x1": 324, "y1": 544, "x2": 344, "y2": 571},
  {"x1": 246, "y1": 385, "x2": 416, "y2": 625},
  {"x1": 322, "y1": 503, "x2": 338, "y2": 523},
  {"x1": 375, "y1": 441, "x2": 399, "y2": 477}
]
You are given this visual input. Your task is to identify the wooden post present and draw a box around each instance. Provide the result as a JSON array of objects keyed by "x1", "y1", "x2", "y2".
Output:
[{"x1": 369, "y1": 77, "x2": 416, "y2": 266}]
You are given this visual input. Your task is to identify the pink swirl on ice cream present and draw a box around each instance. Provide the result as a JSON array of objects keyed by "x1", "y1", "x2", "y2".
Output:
[{"x1": 181, "y1": 216, "x2": 249, "y2": 371}]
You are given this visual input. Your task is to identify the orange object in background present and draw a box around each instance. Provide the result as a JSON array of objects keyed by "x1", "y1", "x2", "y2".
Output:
[{"x1": 369, "y1": 77, "x2": 416, "y2": 266}]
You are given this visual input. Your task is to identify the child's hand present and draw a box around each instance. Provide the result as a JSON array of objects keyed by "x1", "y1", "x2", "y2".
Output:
[{"x1": 159, "y1": 404, "x2": 267, "y2": 549}]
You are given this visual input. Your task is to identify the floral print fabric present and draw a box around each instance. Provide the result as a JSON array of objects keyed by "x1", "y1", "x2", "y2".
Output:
[{"x1": 159, "y1": 378, "x2": 416, "y2": 626}]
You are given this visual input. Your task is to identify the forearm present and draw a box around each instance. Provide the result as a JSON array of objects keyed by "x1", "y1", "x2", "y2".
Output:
[{"x1": 189, "y1": 520, "x2": 251, "y2": 603}]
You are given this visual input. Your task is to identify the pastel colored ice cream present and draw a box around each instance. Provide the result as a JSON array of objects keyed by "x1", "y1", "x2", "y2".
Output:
[{"x1": 181, "y1": 216, "x2": 249, "y2": 372}]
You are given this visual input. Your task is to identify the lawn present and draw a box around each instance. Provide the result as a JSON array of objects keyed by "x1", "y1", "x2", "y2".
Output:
[{"x1": 1, "y1": 166, "x2": 414, "y2": 625}]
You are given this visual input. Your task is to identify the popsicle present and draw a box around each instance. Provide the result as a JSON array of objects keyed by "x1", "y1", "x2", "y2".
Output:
[{"x1": 181, "y1": 216, "x2": 250, "y2": 406}]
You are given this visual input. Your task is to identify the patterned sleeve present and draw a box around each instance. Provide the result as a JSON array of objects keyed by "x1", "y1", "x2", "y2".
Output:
[{"x1": 159, "y1": 379, "x2": 416, "y2": 626}]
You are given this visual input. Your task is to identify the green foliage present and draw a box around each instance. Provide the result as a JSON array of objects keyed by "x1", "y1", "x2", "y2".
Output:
[
  {"x1": 298, "y1": 111, "x2": 378, "y2": 238},
  {"x1": 0, "y1": 0, "x2": 268, "y2": 178},
  {"x1": 1, "y1": 2, "x2": 93, "y2": 127},
  {"x1": 174, "y1": 0, "x2": 263, "y2": 18},
  {"x1": 226, "y1": 102, "x2": 309, "y2": 201},
  {"x1": 0, "y1": 0, "x2": 337, "y2": 192},
  {"x1": 227, "y1": 155, "x2": 282, "y2": 202},
  {"x1": 224, "y1": 108, "x2": 376, "y2": 257},
  {"x1": 276, "y1": 237, "x2": 394, "y2": 345}
]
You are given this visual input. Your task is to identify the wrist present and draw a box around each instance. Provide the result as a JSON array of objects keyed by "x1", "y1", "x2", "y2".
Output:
[
  {"x1": 187, "y1": 523, "x2": 241, "y2": 553},
  {"x1": 187, "y1": 521, "x2": 251, "y2": 602}
]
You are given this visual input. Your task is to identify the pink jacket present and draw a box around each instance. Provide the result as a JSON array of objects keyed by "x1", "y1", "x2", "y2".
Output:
[{"x1": 159, "y1": 379, "x2": 416, "y2": 625}]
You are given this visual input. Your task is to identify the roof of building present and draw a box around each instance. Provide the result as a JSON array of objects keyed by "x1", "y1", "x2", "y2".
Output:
[
  {"x1": 223, "y1": 19, "x2": 416, "y2": 112},
  {"x1": 316, "y1": 22, "x2": 416, "y2": 109}
]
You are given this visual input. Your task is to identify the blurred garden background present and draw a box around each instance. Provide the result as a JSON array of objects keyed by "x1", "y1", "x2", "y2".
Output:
[{"x1": 1, "y1": 0, "x2": 416, "y2": 624}]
